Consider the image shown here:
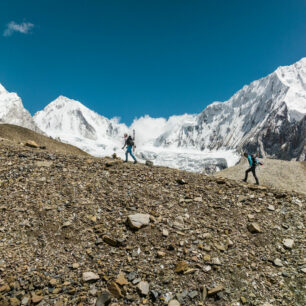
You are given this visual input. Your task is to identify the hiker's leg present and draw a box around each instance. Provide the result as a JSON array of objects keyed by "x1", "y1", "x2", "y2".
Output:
[
  {"x1": 252, "y1": 167, "x2": 259, "y2": 184},
  {"x1": 125, "y1": 149, "x2": 129, "y2": 162},
  {"x1": 244, "y1": 168, "x2": 251, "y2": 181},
  {"x1": 130, "y1": 150, "x2": 137, "y2": 162}
]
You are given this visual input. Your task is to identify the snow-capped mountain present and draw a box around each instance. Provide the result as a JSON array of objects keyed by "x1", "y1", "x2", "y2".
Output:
[
  {"x1": 2, "y1": 57, "x2": 305, "y2": 172},
  {"x1": 33, "y1": 96, "x2": 128, "y2": 156},
  {"x1": 154, "y1": 58, "x2": 306, "y2": 161},
  {"x1": 0, "y1": 83, "x2": 41, "y2": 132}
]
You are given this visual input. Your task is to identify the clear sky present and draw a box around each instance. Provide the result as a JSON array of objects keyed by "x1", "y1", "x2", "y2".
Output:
[{"x1": 0, "y1": 0, "x2": 305, "y2": 124}]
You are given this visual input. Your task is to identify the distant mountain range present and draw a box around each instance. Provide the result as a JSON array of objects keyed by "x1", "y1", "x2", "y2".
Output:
[{"x1": 0, "y1": 58, "x2": 305, "y2": 172}]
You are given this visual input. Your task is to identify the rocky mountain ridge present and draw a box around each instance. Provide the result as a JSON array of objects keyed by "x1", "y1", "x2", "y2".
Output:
[
  {"x1": 0, "y1": 84, "x2": 41, "y2": 133},
  {"x1": 155, "y1": 58, "x2": 306, "y2": 161}
]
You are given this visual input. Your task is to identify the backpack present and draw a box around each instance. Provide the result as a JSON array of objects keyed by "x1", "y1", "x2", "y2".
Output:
[{"x1": 126, "y1": 136, "x2": 134, "y2": 146}]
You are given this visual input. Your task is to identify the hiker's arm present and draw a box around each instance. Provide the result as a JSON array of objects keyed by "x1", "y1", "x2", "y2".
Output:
[{"x1": 122, "y1": 141, "x2": 126, "y2": 149}]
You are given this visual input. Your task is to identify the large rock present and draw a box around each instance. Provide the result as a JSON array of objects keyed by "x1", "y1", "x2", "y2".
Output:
[
  {"x1": 82, "y1": 272, "x2": 100, "y2": 282},
  {"x1": 127, "y1": 213, "x2": 150, "y2": 229}
]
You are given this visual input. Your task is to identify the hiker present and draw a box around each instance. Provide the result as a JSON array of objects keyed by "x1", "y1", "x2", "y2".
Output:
[
  {"x1": 243, "y1": 152, "x2": 263, "y2": 185},
  {"x1": 122, "y1": 133, "x2": 137, "y2": 164}
]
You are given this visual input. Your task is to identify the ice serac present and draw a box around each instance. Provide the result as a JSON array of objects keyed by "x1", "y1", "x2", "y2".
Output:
[
  {"x1": 155, "y1": 57, "x2": 306, "y2": 161},
  {"x1": 0, "y1": 83, "x2": 41, "y2": 132},
  {"x1": 33, "y1": 96, "x2": 128, "y2": 156}
]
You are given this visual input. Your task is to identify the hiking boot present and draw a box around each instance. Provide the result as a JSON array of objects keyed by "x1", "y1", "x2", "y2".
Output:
[
  {"x1": 134, "y1": 160, "x2": 137, "y2": 164},
  {"x1": 124, "y1": 161, "x2": 128, "y2": 163},
  {"x1": 242, "y1": 179, "x2": 247, "y2": 182}
]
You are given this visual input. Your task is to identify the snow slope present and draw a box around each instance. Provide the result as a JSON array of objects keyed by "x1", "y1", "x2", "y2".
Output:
[{"x1": 34, "y1": 96, "x2": 128, "y2": 157}]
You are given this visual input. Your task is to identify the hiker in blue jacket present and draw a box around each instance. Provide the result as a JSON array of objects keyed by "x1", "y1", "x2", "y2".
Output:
[
  {"x1": 243, "y1": 152, "x2": 263, "y2": 185},
  {"x1": 122, "y1": 133, "x2": 137, "y2": 164}
]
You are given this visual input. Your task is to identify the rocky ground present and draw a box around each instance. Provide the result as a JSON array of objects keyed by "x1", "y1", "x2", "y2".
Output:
[
  {"x1": 0, "y1": 124, "x2": 88, "y2": 157},
  {"x1": 0, "y1": 140, "x2": 305, "y2": 306}
]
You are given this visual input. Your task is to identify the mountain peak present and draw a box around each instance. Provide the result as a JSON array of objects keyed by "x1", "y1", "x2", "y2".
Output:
[{"x1": 0, "y1": 83, "x2": 8, "y2": 94}]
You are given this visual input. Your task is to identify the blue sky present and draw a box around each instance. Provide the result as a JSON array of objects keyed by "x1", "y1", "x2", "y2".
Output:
[{"x1": 0, "y1": 0, "x2": 305, "y2": 124}]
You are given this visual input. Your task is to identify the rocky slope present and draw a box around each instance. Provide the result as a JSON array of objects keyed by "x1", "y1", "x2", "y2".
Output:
[
  {"x1": 0, "y1": 84, "x2": 41, "y2": 133},
  {"x1": 0, "y1": 141, "x2": 305, "y2": 305},
  {"x1": 215, "y1": 158, "x2": 306, "y2": 195},
  {"x1": 0, "y1": 123, "x2": 88, "y2": 157}
]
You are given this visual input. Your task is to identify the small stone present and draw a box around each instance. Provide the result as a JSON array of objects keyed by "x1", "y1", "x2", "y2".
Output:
[
  {"x1": 116, "y1": 273, "x2": 129, "y2": 285},
  {"x1": 176, "y1": 179, "x2": 187, "y2": 185},
  {"x1": 150, "y1": 290, "x2": 159, "y2": 301},
  {"x1": 96, "y1": 290, "x2": 111, "y2": 306},
  {"x1": 241, "y1": 296, "x2": 247, "y2": 304},
  {"x1": 49, "y1": 278, "x2": 57, "y2": 286},
  {"x1": 25, "y1": 140, "x2": 39, "y2": 148},
  {"x1": 175, "y1": 261, "x2": 189, "y2": 273},
  {"x1": 127, "y1": 213, "x2": 150, "y2": 229},
  {"x1": 247, "y1": 222, "x2": 262, "y2": 233},
  {"x1": 207, "y1": 285, "x2": 224, "y2": 296},
  {"x1": 162, "y1": 229, "x2": 169, "y2": 237},
  {"x1": 215, "y1": 243, "x2": 227, "y2": 251},
  {"x1": 267, "y1": 205, "x2": 275, "y2": 211},
  {"x1": 108, "y1": 281, "x2": 123, "y2": 298},
  {"x1": 157, "y1": 251, "x2": 166, "y2": 258},
  {"x1": 227, "y1": 239, "x2": 234, "y2": 247},
  {"x1": 53, "y1": 287, "x2": 62, "y2": 294},
  {"x1": 212, "y1": 257, "x2": 221, "y2": 265},
  {"x1": 21, "y1": 296, "x2": 29, "y2": 305},
  {"x1": 247, "y1": 214, "x2": 255, "y2": 221},
  {"x1": 282, "y1": 271, "x2": 290, "y2": 277},
  {"x1": 10, "y1": 297, "x2": 20, "y2": 306},
  {"x1": 203, "y1": 265, "x2": 212, "y2": 272},
  {"x1": 203, "y1": 255, "x2": 211, "y2": 261},
  {"x1": 32, "y1": 294, "x2": 43, "y2": 304},
  {"x1": 283, "y1": 239, "x2": 294, "y2": 249},
  {"x1": 0, "y1": 283, "x2": 10, "y2": 292},
  {"x1": 62, "y1": 221, "x2": 72, "y2": 228},
  {"x1": 194, "y1": 196, "x2": 202, "y2": 202},
  {"x1": 145, "y1": 160, "x2": 153, "y2": 167},
  {"x1": 72, "y1": 263, "x2": 80, "y2": 269},
  {"x1": 137, "y1": 281, "x2": 150, "y2": 296},
  {"x1": 168, "y1": 299, "x2": 180, "y2": 306},
  {"x1": 188, "y1": 290, "x2": 198, "y2": 299},
  {"x1": 127, "y1": 272, "x2": 137, "y2": 281},
  {"x1": 274, "y1": 258, "x2": 283, "y2": 267},
  {"x1": 132, "y1": 278, "x2": 141, "y2": 285},
  {"x1": 300, "y1": 268, "x2": 306, "y2": 274},
  {"x1": 203, "y1": 233, "x2": 212, "y2": 239},
  {"x1": 83, "y1": 272, "x2": 100, "y2": 282},
  {"x1": 103, "y1": 235, "x2": 120, "y2": 247}
]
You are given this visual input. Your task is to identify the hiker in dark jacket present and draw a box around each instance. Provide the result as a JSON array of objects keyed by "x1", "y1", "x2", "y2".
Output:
[
  {"x1": 243, "y1": 152, "x2": 263, "y2": 185},
  {"x1": 122, "y1": 133, "x2": 137, "y2": 164}
]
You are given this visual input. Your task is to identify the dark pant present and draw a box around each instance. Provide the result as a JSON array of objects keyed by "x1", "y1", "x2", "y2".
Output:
[{"x1": 244, "y1": 166, "x2": 259, "y2": 184}]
